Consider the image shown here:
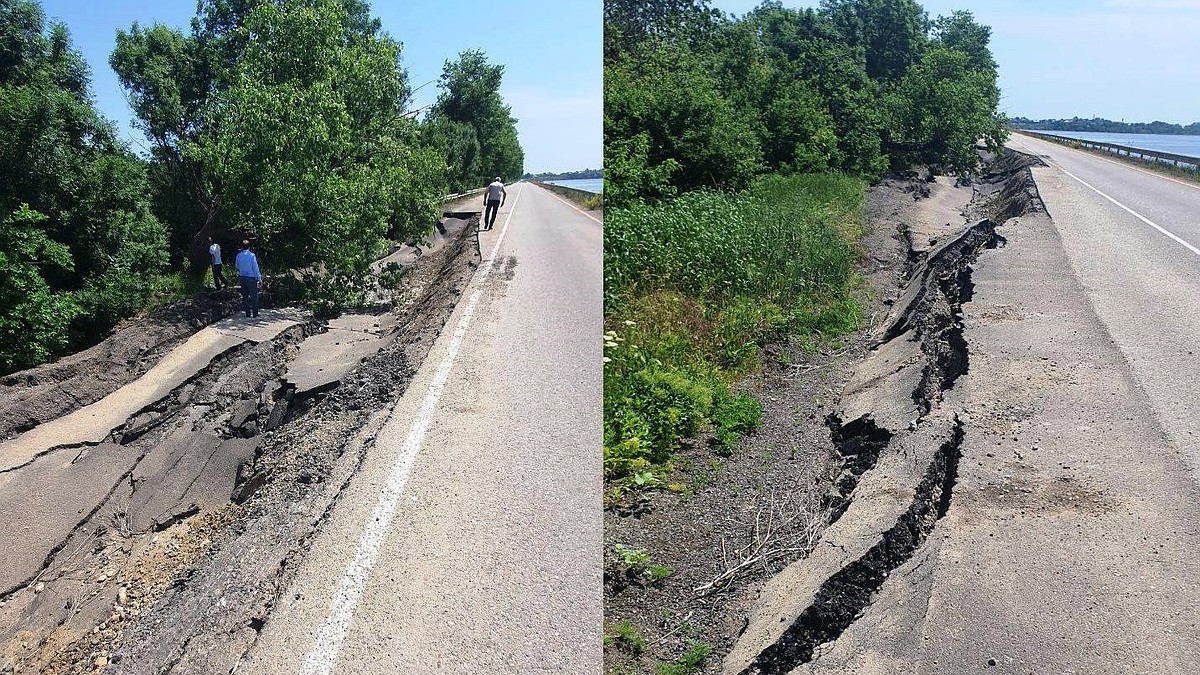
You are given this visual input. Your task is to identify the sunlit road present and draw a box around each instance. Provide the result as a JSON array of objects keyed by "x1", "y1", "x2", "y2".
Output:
[
  {"x1": 241, "y1": 183, "x2": 603, "y2": 674},
  {"x1": 1008, "y1": 131, "x2": 1200, "y2": 472}
]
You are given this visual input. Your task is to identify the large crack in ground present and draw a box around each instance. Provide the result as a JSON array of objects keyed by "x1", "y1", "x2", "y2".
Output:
[
  {"x1": 745, "y1": 418, "x2": 964, "y2": 674},
  {"x1": 734, "y1": 152, "x2": 1046, "y2": 675},
  {"x1": 0, "y1": 216, "x2": 480, "y2": 675}
]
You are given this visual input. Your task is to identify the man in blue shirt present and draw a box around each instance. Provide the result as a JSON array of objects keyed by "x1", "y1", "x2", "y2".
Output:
[{"x1": 234, "y1": 240, "x2": 262, "y2": 318}]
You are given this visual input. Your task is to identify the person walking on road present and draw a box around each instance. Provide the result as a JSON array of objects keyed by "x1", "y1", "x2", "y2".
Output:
[
  {"x1": 483, "y1": 176, "x2": 506, "y2": 231},
  {"x1": 208, "y1": 237, "x2": 226, "y2": 290},
  {"x1": 235, "y1": 240, "x2": 262, "y2": 318}
]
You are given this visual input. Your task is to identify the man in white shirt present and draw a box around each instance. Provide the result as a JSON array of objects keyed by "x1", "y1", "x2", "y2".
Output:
[
  {"x1": 482, "y1": 176, "x2": 506, "y2": 231},
  {"x1": 234, "y1": 240, "x2": 262, "y2": 318},
  {"x1": 208, "y1": 237, "x2": 225, "y2": 290}
]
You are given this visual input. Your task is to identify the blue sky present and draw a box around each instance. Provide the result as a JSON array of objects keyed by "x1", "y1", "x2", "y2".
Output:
[
  {"x1": 711, "y1": 0, "x2": 1200, "y2": 124},
  {"x1": 39, "y1": 0, "x2": 601, "y2": 173}
]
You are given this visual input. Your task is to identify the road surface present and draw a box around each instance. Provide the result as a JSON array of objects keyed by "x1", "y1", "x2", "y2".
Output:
[
  {"x1": 240, "y1": 183, "x2": 603, "y2": 674},
  {"x1": 731, "y1": 135, "x2": 1200, "y2": 674}
]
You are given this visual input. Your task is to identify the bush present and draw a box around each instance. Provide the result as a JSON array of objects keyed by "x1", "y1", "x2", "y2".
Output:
[
  {"x1": 0, "y1": 206, "x2": 81, "y2": 374},
  {"x1": 603, "y1": 173, "x2": 864, "y2": 490}
]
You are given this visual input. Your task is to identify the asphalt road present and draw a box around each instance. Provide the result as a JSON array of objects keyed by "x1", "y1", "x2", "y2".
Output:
[
  {"x1": 1007, "y1": 132, "x2": 1200, "y2": 471},
  {"x1": 756, "y1": 136, "x2": 1200, "y2": 674},
  {"x1": 240, "y1": 183, "x2": 603, "y2": 674}
]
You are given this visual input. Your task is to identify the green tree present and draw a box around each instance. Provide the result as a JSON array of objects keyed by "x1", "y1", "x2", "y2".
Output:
[
  {"x1": 821, "y1": 0, "x2": 928, "y2": 83},
  {"x1": 427, "y1": 50, "x2": 524, "y2": 192},
  {"x1": 0, "y1": 206, "x2": 80, "y2": 373},
  {"x1": 0, "y1": 0, "x2": 168, "y2": 370},
  {"x1": 884, "y1": 45, "x2": 1005, "y2": 172},
  {"x1": 605, "y1": 43, "x2": 760, "y2": 194},
  {"x1": 192, "y1": 0, "x2": 443, "y2": 308},
  {"x1": 761, "y1": 78, "x2": 838, "y2": 173},
  {"x1": 931, "y1": 10, "x2": 996, "y2": 74},
  {"x1": 603, "y1": 132, "x2": 679, "y2": 207}
]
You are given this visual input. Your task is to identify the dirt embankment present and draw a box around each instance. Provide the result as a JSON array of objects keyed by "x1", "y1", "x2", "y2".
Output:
[
  {"x1": 0, "y1": 216, "x2": 481, "y2": 675},
  {"x1": 603, "y1": 154, "x2": 1046, "y2": 674}
]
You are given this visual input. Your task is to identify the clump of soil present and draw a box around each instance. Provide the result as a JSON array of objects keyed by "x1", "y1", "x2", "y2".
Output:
[{"x1": 603, "y1": 177, "x2": 932, "y2": 674}]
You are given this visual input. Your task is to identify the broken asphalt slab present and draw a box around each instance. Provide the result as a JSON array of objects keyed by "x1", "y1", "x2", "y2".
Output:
[
  {"x1": 0, "y1": 443, "x2": 138, "y2": 593},
  {"x1": 129, "y1": 430, "x2": 257, "y2": 532},
  {"x1": 0, "y1": 309, "x2": 303, "y2": 473},
  {"x1": 283, "y1": 312, "x2": 399, "y2": 397}
]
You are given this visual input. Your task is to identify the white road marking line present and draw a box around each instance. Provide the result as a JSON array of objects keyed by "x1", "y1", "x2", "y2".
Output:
[
  {"x1": 300, "y1": 184, "x2": 525, "y2": 675},
  {"x1": 536, "y1": 184, "x2": 604, "y2": 225},
  {"x1": 1013, "y1": 132, "x2": 1200, "y2": 193},
  {"x1": 1052, "y1": 165, "x2": 1200, "y2": 258}
]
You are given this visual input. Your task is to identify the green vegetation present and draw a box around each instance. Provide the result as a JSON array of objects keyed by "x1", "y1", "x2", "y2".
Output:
[
  {"x1": 1013, "y1": 116, "x2": 1200, "y2": 136},
  {"x1": 0, "y1": 0, "x2": 169, "y2": 372},
  {"x1": 580, "y1": 193, "x2": 605, "y2": 210},
  {"x1": 603, "y1": 0, "x2": 1004, "y2": 498},
  {"x1": 426, "y1": 49, "x2": 524, "y2": 193},
  {"x1": 1, "y1": 0, "x2": 522, "y2": 374},
  {"x1": 603, "y1": 174, "x2": 863, "y2": 496},
  {"x1": 604, "y1": 0, "x2": 1006, "y2": 205},
  {"x1": 612, "y1": 544, "x2": 674, "y2": 584},
  {"x1": 656, "y1": 641, "x2": 712, "y2": 675},
  {"x1": 605, "y1": 620, "x2": 648, "y2": 655}
]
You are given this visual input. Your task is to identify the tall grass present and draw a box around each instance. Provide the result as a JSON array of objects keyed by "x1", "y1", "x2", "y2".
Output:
[{"x1": 603, "y1": 173, "x2": 865, "y2": 498}]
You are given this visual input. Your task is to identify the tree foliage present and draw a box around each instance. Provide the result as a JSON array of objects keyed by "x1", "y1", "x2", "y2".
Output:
[
  {"x1": 0, "y1": 0, "x2": 168, "y2": 373},
  {"x1": 111, "y1": 0, "x2": 465, "y2": 308},
  {"x1": 427, "y1": 50, "x2": 523, "y2": 192},
  {"x1": 603, "y1": 0, "x2": 1008, "y2": 206}
]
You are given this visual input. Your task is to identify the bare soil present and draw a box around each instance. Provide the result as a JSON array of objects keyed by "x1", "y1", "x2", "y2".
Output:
[{"x1": 602, "y1": 175, "x2": 962, "y2": 674}]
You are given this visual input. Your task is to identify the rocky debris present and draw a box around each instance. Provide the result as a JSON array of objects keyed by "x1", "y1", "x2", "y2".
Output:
[
  {"x1": 283, "y1": 312, "x2": 398, "y2": 398},
  {"x1": 0, "y1": 211, "x2": 475, "y2": 675},
  {"x1": 105, "y1": 220, "x2": 478, "y2": 675},
  {"x1": 0, "y1": 322, "x2": 309, "y2": 674},
  {"x1": 129, "y1": 431, "x2": 257, "y2": 531}
]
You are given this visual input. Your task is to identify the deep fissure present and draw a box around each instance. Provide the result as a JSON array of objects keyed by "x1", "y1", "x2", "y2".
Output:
[
  {"x1": 745, "y1": 155, "x2": 1044, "y2": 673},
  {"x1": 742, "y1": 417, "x2": 965, "y2": 675}
]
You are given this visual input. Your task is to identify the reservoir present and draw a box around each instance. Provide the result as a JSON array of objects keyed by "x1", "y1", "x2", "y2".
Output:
[
  {"x1": 545, "y1": 178, "x2": 603, "y2": 194},
  {"x1": 1024, "y1": 130, "x2": 1200, "y2": 159}
]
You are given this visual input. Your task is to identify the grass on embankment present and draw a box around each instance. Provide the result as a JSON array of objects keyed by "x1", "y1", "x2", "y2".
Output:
[{"x1": 603, "y1": 173, "x2": 865, "y2": 503}]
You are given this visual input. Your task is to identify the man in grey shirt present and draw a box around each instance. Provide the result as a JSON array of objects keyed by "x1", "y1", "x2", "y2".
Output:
[
  {"x1": 208, "y1": 237, "x2": 226, "y2": 290},
  {"x1": 482, "y1": 177, "x2": 506, "y2": 231}
]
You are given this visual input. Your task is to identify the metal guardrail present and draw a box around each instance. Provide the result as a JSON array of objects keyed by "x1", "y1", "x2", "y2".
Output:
[
  {"x1": 1016, "y1": 130, "x2": 1200, "y2": 169},
  {"x1": 442, "y1": 186, "x2": 488, "y2": 202}
]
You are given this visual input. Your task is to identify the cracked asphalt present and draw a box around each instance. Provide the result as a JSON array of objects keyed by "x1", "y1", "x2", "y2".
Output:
[
  {"x1": 240, "y1": 183, "x2": 603, "y2": 674},
  {"x1": 776, "y1": 139, "x2": 1200, "y2": 673}
]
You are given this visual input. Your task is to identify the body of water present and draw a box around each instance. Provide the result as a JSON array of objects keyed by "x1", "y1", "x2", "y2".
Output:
[
  {"x1": 1027, "y1": 130, "x2": 1200, "y2": 159},
  {"x1": 545, "y1": 178, "x2": 603, "y2": 194}
]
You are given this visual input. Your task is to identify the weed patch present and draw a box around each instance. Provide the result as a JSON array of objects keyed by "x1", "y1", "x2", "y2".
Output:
[
  {"x1": 657, "y1": 641, "x2": 713, "y2": 675},
  {"x1": 604, "y1": 173, "x2": 865, "y2": 501}
]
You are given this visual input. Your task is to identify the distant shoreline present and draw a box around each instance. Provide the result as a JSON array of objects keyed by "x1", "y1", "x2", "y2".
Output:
[{"x1": 1012, "y1": 117, "x2": 1200, "y2": 136}]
